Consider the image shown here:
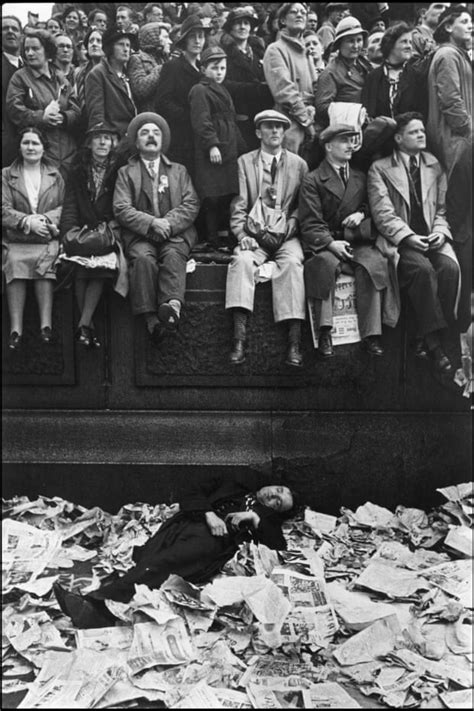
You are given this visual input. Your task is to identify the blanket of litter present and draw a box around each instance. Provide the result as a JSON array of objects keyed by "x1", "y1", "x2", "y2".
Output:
[{"x1": 2, "y1": 482, "x2": 472, "y2": 709}]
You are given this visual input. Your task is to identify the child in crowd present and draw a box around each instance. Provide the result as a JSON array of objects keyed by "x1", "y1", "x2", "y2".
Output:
[{"x1": 189, "y1": 46, "x2": 246, "y2": 251}]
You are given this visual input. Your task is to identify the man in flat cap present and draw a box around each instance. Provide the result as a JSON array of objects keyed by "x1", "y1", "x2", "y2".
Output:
[
  {"x1": 299, "y1": 124, "x2": 392, "y2": 357},
  {"x1": 225, "y1": 109, "x2": 308, "y2": 367},
  {"x1": 113, "y1": 112, "x2": 200, "y2": 343}
]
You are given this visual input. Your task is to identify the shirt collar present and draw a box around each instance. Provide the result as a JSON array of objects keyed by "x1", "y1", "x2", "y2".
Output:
[
  {"x1": 327, "y1": 157, "x2": 349, "y2": 173},
  {"x1": 29, "y1": 64, "x2": 52, "y2": 79},
  {"x1": 398, "y1": 150, "x2": 419, "y2": 168},
  {"x1": 141, "y1": 156, "x2": 161, "y2": 175},
  {"x1": 260, "y1": 149, "x2": 282, "y2": 165},
  {"x1": 4, "y1": 52, "x2": 22, "y2": 67}
]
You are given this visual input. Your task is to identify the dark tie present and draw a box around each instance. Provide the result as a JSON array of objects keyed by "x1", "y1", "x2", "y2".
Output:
[
  {"x1": 339, "y1": 167, "x2": 346, "y2": 187},
  {"x1": 270, "y1": 156, "x2": 278, "y2": 184},
  {"x1": 409, "y1": 155, "x2": 421, "y2": 202}
]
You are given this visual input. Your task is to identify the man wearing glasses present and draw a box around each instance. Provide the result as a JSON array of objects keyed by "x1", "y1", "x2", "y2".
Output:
[{"x1": 263, "y1": 3, "x2": 318, "y2": 156}]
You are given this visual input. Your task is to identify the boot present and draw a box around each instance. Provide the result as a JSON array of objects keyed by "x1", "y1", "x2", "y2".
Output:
[
  {"x1": 286, "y1": 320, "x2": 303, "y2": 367},
  {"x1": 229, "y1": 309, "x2": 248, "y2": 365}
]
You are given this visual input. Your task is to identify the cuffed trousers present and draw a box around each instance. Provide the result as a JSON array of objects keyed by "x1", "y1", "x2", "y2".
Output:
[
  {"x1": 127, "y1": 239, "x2": 190, "y2": 316},
  {"x1": 397, "y1": 245, "x2": 458, "y2": 338},
  {"x1": 225, "y1": 238, "x2": 306, "y2": 322}
]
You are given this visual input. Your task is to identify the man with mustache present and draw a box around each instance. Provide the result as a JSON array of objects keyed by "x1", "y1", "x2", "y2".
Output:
[{"x1": 113, "y1": 112, "x2": 199, "y2": 342}]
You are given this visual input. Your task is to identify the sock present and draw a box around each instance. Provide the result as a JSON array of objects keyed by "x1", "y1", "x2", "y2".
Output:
[{"x1": 233, "y1": 308, "x2": 248, "y2": 339}]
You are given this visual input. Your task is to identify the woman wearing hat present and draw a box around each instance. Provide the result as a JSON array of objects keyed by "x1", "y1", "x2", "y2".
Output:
[
  {"x1": 84, "y1": 25, "x2": 138, "y2": 141},
  {"x1": 220, "y1": 7, "x2": 272, "y2": 151},
  {"x1": 426, "y1": 6, "x2": 472, "y2": 176},
  {"x1": 128, "y1": 22, "x2": 171, "y2": 112},
  {"x1": 59, "y1": 123, "x2": 128, "y2": 349},
  {"x1": 155, "y1": 15, "x2": 212, "y2": 177},
  {"x1": 315, "y1": 16, "x2": 372, "y2": 128}
]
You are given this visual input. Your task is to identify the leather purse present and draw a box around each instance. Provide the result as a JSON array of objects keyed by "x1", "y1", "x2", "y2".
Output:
[
  {"x1": 246, "y1": 158, "x2": 287, "y2": 254},
  {"x1": 63, "y1": 221, "x2": 117, "y2": 257}
]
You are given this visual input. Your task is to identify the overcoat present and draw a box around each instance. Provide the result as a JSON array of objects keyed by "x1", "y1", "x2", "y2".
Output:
[
  {"x1": 230, "y1": 148, "x2": 308, "y2": 242},
  {"x1": 368, "y1": 150, "x2": 461, "y2": 323},
  {"x1": 60, "y1": 158, "x2": 128, "y2": 298},
  {"x1": 299, "y1": 158, "x2": 393, "y2": 323},
  {"x1": 315, "y1": 54, "x2": 372, "y2": 127},
  {"x1": 155, "y1": 54, "x2": 201, "y2": 176},
  {"x1": 84, "y1": 58, "x2": 137, "y2": 137},
  {"x1": 88, "y1": 471, "x2": 289, "y2": 603},
  {"x1": 128, "y1": 50, "x2": 164, "y2": 112},
  {"x1": 6, "y1": 64, "x2": 80, "y2": 170},
  {"x1": 426, "y1": 44, "x2": 472, "y2": 175},
  {"x1": 113, "y1": 154, "x2": 200, "y2": 251},
  {"x1": 2, "y1": 53, "x2": 20, "y2": 167},
  {"x1": 189, "y1": 78, "x2": 244, "y2": 200}
]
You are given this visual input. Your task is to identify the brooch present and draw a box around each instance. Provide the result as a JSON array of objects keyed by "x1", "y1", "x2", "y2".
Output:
[{"x1": 158, "y1": 175, "x2": 169, "y2": 193}]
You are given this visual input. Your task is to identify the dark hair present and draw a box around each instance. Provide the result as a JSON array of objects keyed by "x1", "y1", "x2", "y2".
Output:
[
  {"x1": 303, "y1": 29, "x2": 321, "y2": 41},
  {"x1": 394, "y1": 111, "x2": 425, "y2": 134},
  {"x1": 144, "y1": 2, "x2": 163, "y2": 17},
  {"x1": 278, "y1": 2, "x2": 308, "y2": 29},
  {"x1": 2, "y1": 15, "x2": 22, "y2": 31},
  {"x1": 116, "y1": 5, "x2": 134, "y2": 18},
  {"x1": 323, "y1": 2, "x2": 349, "y2": 19},
  {"x1": 62, "y1": 6, "x2": 79, "y2": 22},
  {"x1": 83, "y1": 26, "x2": 103, "y2": 58},
  {"x1": 46, "y1": 16, "x2": 63, "y2": 30},
  {"x1": 18, "y1": 126, "x2": 49, "y2": 152},
  {"x1": 433, "y1": 5, "x2": 472, "y2": 43},
  {"x1": 88, "y1": 8, "x2": 107, "y2": 24},
  {"x1": 22, "y1": 29, "x2": 58, "y2": 61},
  {"x1": 380, "y1": 21, "x2": 412, "y2": 59}
]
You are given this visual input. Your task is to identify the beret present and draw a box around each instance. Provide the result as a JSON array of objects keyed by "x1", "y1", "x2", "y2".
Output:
[
  {"x1": 126, "y1": 112, "x2": 171, "y2": 153},
  {"x1": 254, "y1": 110, "x2": 291, "y2": 129},
  {"x1": 319, "y1": 123, "x2": 359, "y2": 145}
]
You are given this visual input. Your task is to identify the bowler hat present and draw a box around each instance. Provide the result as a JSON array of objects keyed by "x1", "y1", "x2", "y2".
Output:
[
  {"x1": 200, "y1": 46, "x2": 227, "y2": 65},
  {"x1": 223, "y1": 7, "x2": 259, "y2": 34},
  {"x1": 333, "y1": 16, "x2": 367, "y2": 48},
  {"x1": 101, "y1": 24, "x2": 139, "y2": 53},
  {"x1": 173, "y1": 14, "x2": 212, "y2": 48},
  {"x1": 254, "y1": 109, "x2": 291, "y2": 129},
  {"x1": 126, "y1": 112, "x2": 171, "y2": 153},
  {"x1": 319, "y1": 124, "x2": 359, "y2": 145},
  {"x1": 86, "y1": 122, "x2": 121, "y2": 139}
]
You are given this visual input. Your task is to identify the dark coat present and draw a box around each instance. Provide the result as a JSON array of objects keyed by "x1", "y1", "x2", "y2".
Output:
[
  {"x1": 2, "y1": 53, "x2": 21, "y2": 167},
  {"x1": 89, "y1": 471, "x2": 289, "y2": 603},
  {"x1": 85, "y1": 58, "x2": 137, "y2": 138},
  {"x1": 447, "y1": 147, "x2": 472, "y2": 332},
  {"x1": 361, "y1": 63, "x2": 424, "y2": 120},
  {"x1": 189, "y1": 78, "x2": 245, "y2": 200},
  {"x1": 315, "y1": 54, "x2": 372, "y2": 127},
  {"x1": 155, "y1": 54, "x2": 201, "y2": 176},
  {"x1": 113, "y1": 154, "x2": 200, "y2": 251},
  {"x1": 299, "y1": 159, "x2": 390, "y2": 311}
]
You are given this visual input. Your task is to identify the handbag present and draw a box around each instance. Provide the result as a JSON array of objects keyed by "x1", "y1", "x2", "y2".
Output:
[
  {"x1": 63, "y1": 221, "x2": 117, "y2": 257},
  {"x1": 246, "y1": 156, "x2": 287, "y2": 253}
]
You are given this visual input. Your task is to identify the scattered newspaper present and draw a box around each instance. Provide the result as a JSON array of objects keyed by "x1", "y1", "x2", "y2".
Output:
[{"x1": 126, "y1": 617, "x2": 196, "y2": 674}]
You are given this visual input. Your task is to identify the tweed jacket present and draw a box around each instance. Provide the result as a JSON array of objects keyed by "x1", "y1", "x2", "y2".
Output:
[
  {"x1": 230, "y1": 148, "x2": 308, "y2": 243},
  {"x1": 113, "y1": 154, "x2": 200, "y2": 251},
  {"x1": 368, "y1": 149, "x2": 460, "y2": 319},
  {"x1": 85, "y1": 58, "x2": 137, "y2": 137},
  {"x1": 263, "y1": 31, "x2": 318, "y2": 128},
  {"x1": 2, "y1": 159, "x2": 64, "y2": 242}
]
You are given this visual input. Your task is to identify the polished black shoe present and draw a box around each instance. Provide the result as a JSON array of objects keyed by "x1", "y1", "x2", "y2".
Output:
[
  {"x1": 88, "y1": 327, "x2": 101, "y2": 348},
  {"x1": 229, "y1": 338, "x2": 245, "y2": 364},
  {"x1": 362, "y1": 336, "x2": 384, "y2": 357},
  {"x1": 53, "y1": 583, "x2": 116, "y2": 629},
  {"x1": 430, "y1": 347, "x2": 453, "y2": 374},
  {"x1": 40, "y1": 326, "x2": 52, "y2": 344},
  {"x1": 158, "y1": 303, "x2": 179, "y2": 332},
  {"x1": 285, "y1": 342, "x2": 303, "y2": 367},
  {"x1": 8, "y1": 331, "x2": 22, "y2": 350},
  {"x1": 414, "y1": 338, "x2": 429, "y2": 360},
  {"x1": 318, "y1": 330, "x2": 334, "y2": 357},
  {"x1": 76, "y1": 325, "x2": 91, "y2": 347}
]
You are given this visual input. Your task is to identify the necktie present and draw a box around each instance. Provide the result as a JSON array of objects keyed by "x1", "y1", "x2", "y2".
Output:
[
  {"x1": 409, "y1": 155, "x2": 421, "y2": 203},
  {"x1": 148, "y1": 161, "x2": 157, "y2": 180},
  {"x1": 270, "y1": 156, "x2": 278, "y2": 184},
  {"x1": 339, "y1": 166, "x2": 346, "y2": 187}
]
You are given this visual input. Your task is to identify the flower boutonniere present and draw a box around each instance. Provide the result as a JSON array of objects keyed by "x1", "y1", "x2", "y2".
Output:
[{"x1": 158, "y1": 175, "x2": 169, "y2": 194}]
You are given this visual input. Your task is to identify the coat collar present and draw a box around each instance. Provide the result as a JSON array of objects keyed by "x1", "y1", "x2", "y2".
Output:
[
  {"x1": 9, "y1": 158, "x2": 60, "y2": 180},
  {"x1": 278, "y1": 31, "x2": 306, "y2": 53},
  {"x1": 318, "y1": 158, "x2": 364, "y2": 209},
  {"x1": 385, "y1": 150, "x2": 439, "y2": 208}
]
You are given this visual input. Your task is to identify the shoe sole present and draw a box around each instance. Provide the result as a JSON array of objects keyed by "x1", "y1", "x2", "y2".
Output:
[
  {"x1": 318, "y1": 350, "x2": 334, "y2": 358},
  {"x1": 285, "y1": 360, "x2": 303, "y2": 367}
]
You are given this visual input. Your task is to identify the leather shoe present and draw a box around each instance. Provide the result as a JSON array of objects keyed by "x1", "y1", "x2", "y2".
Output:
[
  {"x1": 229, "y1": 338, "x2": 245, "y2": 364},
  {"x1": 430, "y1": 347, "x2": 453, "y2": 374},
  {"x1": 53, "y1": 583, "x2": 116, "y2": 629},
  {"x1": 40, "y1": 326, "x2": 52, "y2": 344},
  {"x1": 158, "y1": 303, "x2": 179, "y2": 332},
  {"x1": 318, "y1": 330, "x2": 334, "y2": 357},
  {"x1": 285, "y1": 342, "x2": 303, "y2": 367},
  {"x1": 8, "y1": 331, "x2": 22, "y2": 350},
  {"x1": 150, "y1": 322, "x2": 165, "y2": 345},
  {"x1": 362, "y1": 336, "x2": 384, "y2": 357},
  {"x1": 414, "y1": 338, "x2": 429, "y2": 359}
]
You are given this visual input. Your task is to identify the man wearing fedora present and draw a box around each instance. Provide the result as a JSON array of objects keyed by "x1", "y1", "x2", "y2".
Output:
[
  {"x1": 263, "y1": 3, "x2": 319, "y2": 156},
  {"x1": 225, "y1": 109, "x2": 308, "y2": 367},
  {"x1": 299, "y1": 125, "x2": 391, "y2": 358},
  {"x1": 85, "y1": 25, "x2": 139, "y2": 140},
  {"x1": 113, "y1": 112, "x2": 200, "y2": 343}
]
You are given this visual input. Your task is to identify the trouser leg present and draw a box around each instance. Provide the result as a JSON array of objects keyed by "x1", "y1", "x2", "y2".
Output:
[
  {"x1": 428, "y1": 251, "x2": 459, "y2": 329},
  {"x1": 397, "y1": 245, "x2": 447, "y2": 338},
  {"x1": 272, "y1": 238, "x2": 306, "y2": 322},
  {"x1": 127, "y1": 240, "x2": 160, "y2": 315},
  {"x1": 225, "y1": 245, "x2": 268, "y2": 312},
  {"x1": 156, "y1": 240, "x2": 190, "y2": 306},
  {"x1": 353, "y1": 264, "x2": 382, "y2": 338}
]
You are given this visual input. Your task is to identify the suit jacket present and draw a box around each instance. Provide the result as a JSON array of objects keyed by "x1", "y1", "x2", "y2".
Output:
[
  {"x1": 85, "y1": 58, "x2": 137, "y2": 137},
  {"x1": 113, "y1": 154, "x2": 200, "y2": 251},
  {"x1": 368, "y1": 150, "x2": 460, "y2": 320},
  {"x1": 230, "y1": 148, "x2": 308, "y2": 242}
]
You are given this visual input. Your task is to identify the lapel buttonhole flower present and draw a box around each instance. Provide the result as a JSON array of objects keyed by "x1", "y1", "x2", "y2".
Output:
[{"x1": 158, "y1": 175, "x2": 169, "y2": 193}]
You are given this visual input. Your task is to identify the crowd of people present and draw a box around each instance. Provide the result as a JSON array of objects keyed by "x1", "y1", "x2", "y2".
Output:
[{"x1": 2, "y1": 2, "x2": 472, "y2": 374}]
